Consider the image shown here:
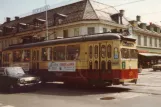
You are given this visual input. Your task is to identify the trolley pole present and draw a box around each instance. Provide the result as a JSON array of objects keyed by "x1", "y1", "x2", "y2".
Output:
[{"x1": 45, "y1": 0, "x2": 49, "y2": 40}]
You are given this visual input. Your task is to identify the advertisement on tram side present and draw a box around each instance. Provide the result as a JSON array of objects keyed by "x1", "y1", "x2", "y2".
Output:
[{"x1": 48, "y1": 62, "x2": 76, "y2": 72}]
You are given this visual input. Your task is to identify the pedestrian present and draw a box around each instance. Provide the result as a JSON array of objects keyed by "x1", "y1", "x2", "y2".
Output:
[{"x1": 138, "y1": 64, "x2": 142, "y2": 73}]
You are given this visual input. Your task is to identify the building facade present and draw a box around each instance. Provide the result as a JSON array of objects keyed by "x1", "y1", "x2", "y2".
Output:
[
  {"x1": 130, "y1": 17, "x2": 161, "y2": 68},
  {"x1": 0, "y1": 0, "x2": 129, "y2": 51}
]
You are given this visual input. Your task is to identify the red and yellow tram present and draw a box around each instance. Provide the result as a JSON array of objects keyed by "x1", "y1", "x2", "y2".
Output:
[{"x1": 2, "y1": 33, "x2": 138, "y2": 86}]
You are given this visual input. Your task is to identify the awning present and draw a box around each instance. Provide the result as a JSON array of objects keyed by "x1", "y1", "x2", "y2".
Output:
[{"x1": 139, "y1": 53, "x2": 161, "y2": 57}]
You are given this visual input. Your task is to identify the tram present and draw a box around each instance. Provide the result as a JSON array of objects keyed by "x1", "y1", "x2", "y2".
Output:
[{"x1": 2, "y1": 33, "x2": 138, "y2": 86}]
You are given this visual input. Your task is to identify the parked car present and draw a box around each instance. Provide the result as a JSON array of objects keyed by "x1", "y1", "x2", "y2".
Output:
[
  {"x1": 152, "y1": 64, "x2": 161, "y2": 71},
  {"x1": 0, "y1": 67, "x2": 41, "y2": 93}
]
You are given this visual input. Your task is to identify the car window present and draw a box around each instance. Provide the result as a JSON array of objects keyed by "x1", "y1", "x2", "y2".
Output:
[
  {"x1": 0, "y1": 72, "x2": 4, "y2": 76},
  {"x1": 6, "y1": 67, "x2": 25, "y2": 76},
  {"x1": 0, "y1": 69, "x2": 5, "y2": 76}
]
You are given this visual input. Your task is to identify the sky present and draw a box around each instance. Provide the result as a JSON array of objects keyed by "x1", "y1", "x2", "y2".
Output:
[{"x1": 0, "y1": 0, "x2": 161, "y2": 25}]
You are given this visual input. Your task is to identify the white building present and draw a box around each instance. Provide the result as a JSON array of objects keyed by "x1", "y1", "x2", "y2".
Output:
[{"x1": 0, "y1": 0, "x2": 130, "y2": 50}]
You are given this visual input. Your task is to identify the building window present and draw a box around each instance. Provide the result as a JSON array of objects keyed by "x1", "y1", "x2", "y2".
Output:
[
  {"x1": 155, "y1": 38, "x2": 157, "y2": 47},
  {"x1": 63, "y1": 30, "x2": 68, "y2": 38},
  {"x1": 150, "y1": 37, "x2": 152, "y2": 47},
  {"x1": 74, "y1": 28, "x2": 79, "y2": 36},
  {"x1": 103, "y1": 28, "x2": 107, "y2": 33},
  {"x1": 144, "y1": 36, "x2": 147, "y2": 46},
  {"x1": 138, "y1": 35, "x2": 141, "y2": 45},
  {"x1": 66, "y1": 45, "x2": 80, "y2": 60},
  {"x1": 88, "y1": 27, "x2": 95, "y2": 35},
  {"x1": 41, "y1": 47, "x2": 52, "y2": 61},
  {"x1": 159, "y1": 39, "x2": 161, "y2": 48}
]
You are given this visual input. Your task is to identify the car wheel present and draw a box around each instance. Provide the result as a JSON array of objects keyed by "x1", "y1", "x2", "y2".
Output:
[{"x1": 7, "y1": 85, "x2": 15, "y2": 94}]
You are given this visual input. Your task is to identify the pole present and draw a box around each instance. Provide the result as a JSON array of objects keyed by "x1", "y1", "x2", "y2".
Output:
[{"x1": 45, "y1": 0, "x2": 48, "y2": 40}]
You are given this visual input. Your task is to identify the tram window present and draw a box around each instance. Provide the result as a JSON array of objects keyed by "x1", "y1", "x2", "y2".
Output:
[
  {"x1": 101, "y1": 61, "x2": 106, "y2": 72},
  {"x1": 89, "y1": 46, "x2": 92, "y2": 59},
  {"x1": 121, "y1": 48, "x2": 129, "y2": 59},
  {"x1": 66, "y1": 45, "x2": 80, "y2": 60},
  {"x1": 13, "y1": 50, "x2": 23, "y2": 62},
  {"x1": 89, "y1": 61, "x2": 92, "y2": 70},
  {"x1": 94, "y1": 45, "x2": 98, "y2": 58},
  {"x1": 32, "y1": 51, "x2": 36, "y2": 60},
  {"x1": 107, "y1": 45, "x2": 112, "y2": 58},
  {"x1": 108, "y1": 60, "x2": 112, "y2": 73},
  {"x1": 101, "y1": 45, "x2": 106, "y2": 58},
  {"x1": 41, "y1": 47, "x2": 52, "y2": 61},
  {"x1": 23, "y1": 50, "x2": 30, "y2": 62},
  {"x1": 53, "y1": 46, "x2": 65, "y2": 60},
  {"x1": 130, "y1": 49, "x2": 138, "y2": 59},
  {"x1": 3, "y1": 53, "x2": 9, "y2": 62},
  {"x1": 94, "y1": 61, "x2": 98, "y2": 70}
]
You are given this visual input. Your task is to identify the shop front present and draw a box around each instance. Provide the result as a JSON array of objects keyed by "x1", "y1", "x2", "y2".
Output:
[{"x1": 137, "y1": 47, "x2": 161, "y2": 68}]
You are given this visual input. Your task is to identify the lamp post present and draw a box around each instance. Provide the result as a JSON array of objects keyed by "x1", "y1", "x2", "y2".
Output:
[{"x1": 45, "y1": 0, "x2": 48, "y2": 40}]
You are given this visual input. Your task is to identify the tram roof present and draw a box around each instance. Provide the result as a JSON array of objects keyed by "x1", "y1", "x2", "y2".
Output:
[{"x1": 4, "y1": 33, "x2": 136, "y2": 51}]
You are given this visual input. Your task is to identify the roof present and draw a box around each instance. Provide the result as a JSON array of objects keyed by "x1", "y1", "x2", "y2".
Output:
[
  {"x1": 4, "y1": 33, "x2": 135, "y2": 51},
  {"x1": 0, "y1": 0, "x2": 129, "y2": 30}
]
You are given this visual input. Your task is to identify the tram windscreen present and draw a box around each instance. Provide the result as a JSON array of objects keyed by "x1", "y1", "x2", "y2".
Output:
[{"x1": 121, "y1": 48, "x2": 138, "y2": 59}]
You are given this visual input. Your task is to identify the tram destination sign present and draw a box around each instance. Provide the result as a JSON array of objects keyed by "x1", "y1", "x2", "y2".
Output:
[
  {"x1": 122, "y1": 41, "x2": 134, "y2": 47},
  {"x1": 32, "y1": 5, "x2": 50, "y2": 14}
]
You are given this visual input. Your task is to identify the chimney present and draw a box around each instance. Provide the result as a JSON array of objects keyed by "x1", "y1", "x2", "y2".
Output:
[
  {"x1": 154, "y1": 27, "x2": 160, "y2": 33},
  {"x1": 6, "y1": 17, "x2": 11, "y2": 23},
  {"x1": 15, "y1": 16, "x2": 20, "y2": 20},
  {"x1": 139, "y1": 23, "x2": 147, "y2": 29},
  {"x1": 136, "y1": 15, "x2": 141, "y2": 22},
  {"x1": 147, "y1": 23, "x2": 154, "y2": 31},
  {"x1": 120, "y1": 10, "x2": 125, "y2": 16},
  {"x1": 129, "y1": 20, "x2": 138, "y2": 27},
  {"x1": 119, "y1": 10, "x2": 125, "y2": 24}
]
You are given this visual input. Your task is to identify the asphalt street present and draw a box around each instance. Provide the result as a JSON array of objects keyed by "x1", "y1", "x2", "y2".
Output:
[{"x1": 0, "y1": 69, "x2": 161, "y2": 107}]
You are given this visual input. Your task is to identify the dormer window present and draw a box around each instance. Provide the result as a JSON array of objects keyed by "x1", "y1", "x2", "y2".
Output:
[
  {"x1": 58, "y1": 19, "x2": 63, "y2": 24},
  {"x1": 33, "y1": 18, "x2": 46, "y2": 27},
  {"x1": 3, "y1": 26, "x2": 15, "y2": 35},
  {"x1": 53, "y1": 13, "x2": 67, "y2": 26},
  {"x1": 0, "y1": 30, "x2": 2, "y2": 36},
  {"x1": 17, "y1": 23, "x2": 29, "y2": 32}
]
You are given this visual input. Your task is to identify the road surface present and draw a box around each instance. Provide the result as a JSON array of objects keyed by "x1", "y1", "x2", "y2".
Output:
[{"x1": 0, "y1": 69, "x2": 161, "y2": 107}]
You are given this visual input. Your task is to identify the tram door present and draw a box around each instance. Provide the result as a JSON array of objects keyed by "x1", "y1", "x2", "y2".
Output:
[
  {"x1": 100, "y1": 42, "x2": 113, "y2": 81},
  {"x1": 88, "y1": 42, "x2": 112, "y2": 81},
  {"x1": 32, "y1": 49, "x2": 39, "y2": 73},
  {"x1": 88, "y1": 43, "x2": 100, "y2": 81},
  {"x1": 8, "y1": 52, "x2": 12, "y2": 66}
]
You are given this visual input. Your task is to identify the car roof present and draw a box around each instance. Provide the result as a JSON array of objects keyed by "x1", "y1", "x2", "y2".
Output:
[{"x1": 0, "y1": 67, "x2": 22, "y2": 69}]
